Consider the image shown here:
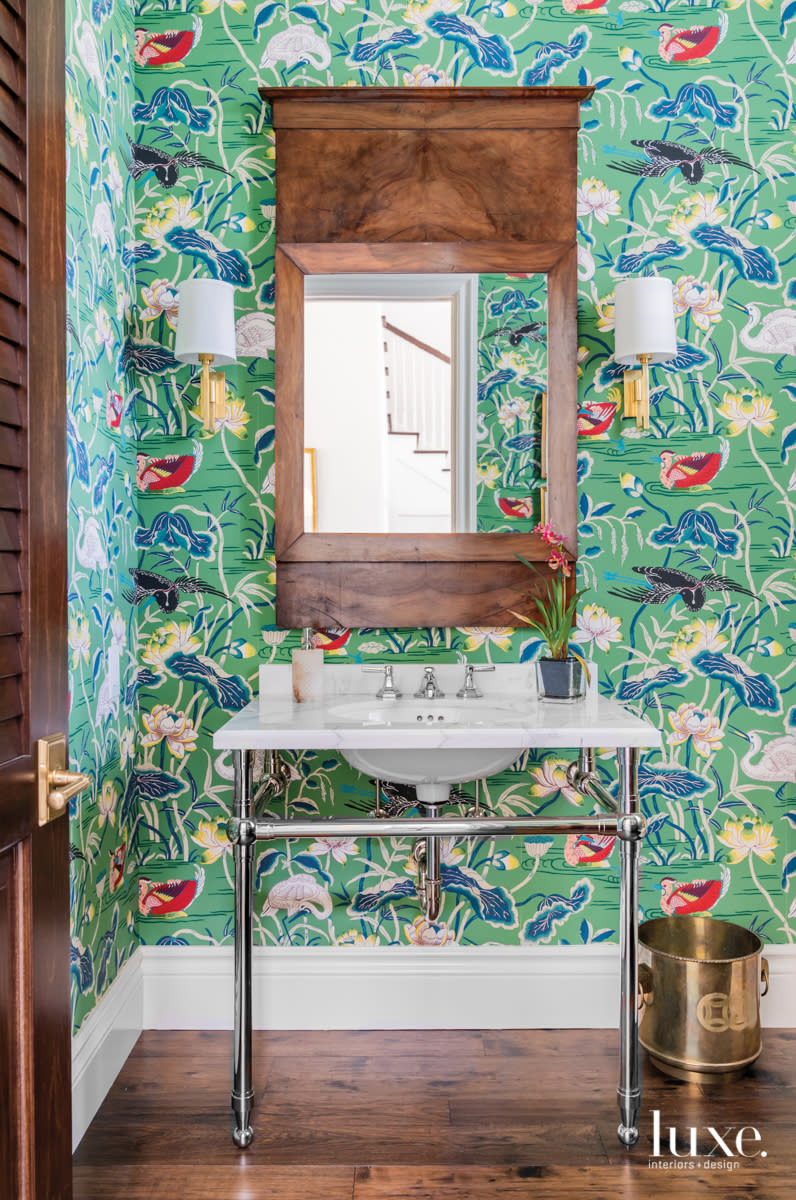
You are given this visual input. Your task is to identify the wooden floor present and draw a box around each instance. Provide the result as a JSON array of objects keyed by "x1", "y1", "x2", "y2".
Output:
[{"x1": 73, "y1": 1029, "x2": 794, "y2": 1199}]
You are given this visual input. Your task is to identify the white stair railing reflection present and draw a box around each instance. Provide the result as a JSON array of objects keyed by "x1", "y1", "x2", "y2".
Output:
[{"x1": 382, "y1": 318, "x2": 452, "y2": 459}]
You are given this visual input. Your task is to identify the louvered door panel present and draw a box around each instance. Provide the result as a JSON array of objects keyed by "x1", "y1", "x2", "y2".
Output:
[{"x1": 0, "y1": 0, "x2": 26, "y2": 784}]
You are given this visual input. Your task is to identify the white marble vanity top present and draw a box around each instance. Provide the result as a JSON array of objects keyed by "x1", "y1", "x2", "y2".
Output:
[{"x1": 213, "y1": 663, "x2": 663, "y2": 751}]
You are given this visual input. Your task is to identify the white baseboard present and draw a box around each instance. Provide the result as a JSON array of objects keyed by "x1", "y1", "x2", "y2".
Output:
[
  {"x1": 71, "y1": 952, "x2": 144, "y2": 1151},
  {"x1": 73, "y1": 942, "x2": 796, "y2": 1148}
]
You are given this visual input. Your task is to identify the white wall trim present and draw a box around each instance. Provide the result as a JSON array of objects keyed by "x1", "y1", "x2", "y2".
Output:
[
  {"x1": 73, "y1": 942, "x2": 796, "y2": 1147},
  {"x1": 71, "y1": 951, "x2": 143, "y2": 1150}
]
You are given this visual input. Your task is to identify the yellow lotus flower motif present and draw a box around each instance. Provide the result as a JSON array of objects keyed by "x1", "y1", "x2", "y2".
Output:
[
  {"x1": 717, "y1": 818, "x2": 778, "y2": 864},
  {"x1": 119, "y1": 726, "x2": 136, "y2": 767},
  {"x1": 596, "y1": 292, "x2": 615, "y2": 331},
  {"x1": 68, "y1": 613, "x2": 91, "y2": 667},
  {"x1": 66, "y1": 92, "x2": 88, "y2": 157},
  {"x1": 496, "y1": 349, "x2": 530, "y2": 377},
  {"x1": 477, "y1": 461, "x2": 500, "y2": 489},
  {"x1": 192, "y1": 819, "x2": 230, "y2": 864},
  {"x1": 214, "y1": 398, "x2": 250, "y2": 439},
  {"x1": 668, "y1": 619, "x2": 728, "y2": 665},
  {"x1": 666, "y1": 702, "x2": 723, "y2": 757},
  {"x1": 141, "y1": 705, "x2": 198, "y2": 758},
  {"x1": 141, "y1": 195, "x2": 201, "y2": 244},
  {"x1": 672, "y1": 275, "x2": 722, "y2": 331},
  {"x1": 143, "y1": 622, "x2": 201, "y2": 670},
  {"x1": 576, "y1": 178, "x2": 621, "y2": 225},
  {"x1": 403, "y1": 0, "x2": 459, "y2": 27},
  {"x1": 201, "y1": 0, "x2": 246, "y2": 12},
  {"x1": 717, "y1": 390, "x2": 777, "y2": 437},
  {"x1": 337, "y1": 930, "x2": 379, "y2": 945},
  {"x1": 460, "y1": 627, "x2": 514, "y2": 651},
  {"x1": 97, "y1": 782, "x2": 117, "y2": 827},
  {"x1": 667, "y1": 191, "x2": 726, "y2": 238}
]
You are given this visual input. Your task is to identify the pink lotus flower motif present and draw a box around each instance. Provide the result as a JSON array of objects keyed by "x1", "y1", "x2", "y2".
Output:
[
  {"x1": 140, "y1": 278, "x2": 180, "y2": 330},
  {"x1": 403, "y1": 63, "x2": 455, "y2": 86},
  {"x1": 529, "y1": 758, "x2": 582, "y2": 806},
  {"x1": 572, "y1": 603, "x2": 621, "y2": 651},
  {"x1": 672, "y1": 275, "x2": 722, "y2": 331},
  {"x1": 308, "y1": 836, "x2": 359, "y2": 864},
  {"x1": 717, "y1": 818, "x2": 778, "y2": 865},
  {"x1": 498, "y1": 396, "x2": 531, "y2": 427},
  {"x1": 666, "y1": 702, "x2": 723, "y2": 758},
  {"x1": 141, "y1": 704, "x2": 198, "y2": 759},
  {"x1": 576, "y1": 177, "x2": 621, "y2": 225},
  {"x1": 405, "y1": 915, "x2": 455, "y2": 946}
]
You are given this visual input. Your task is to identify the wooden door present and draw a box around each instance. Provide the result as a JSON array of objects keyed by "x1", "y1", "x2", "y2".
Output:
[{"x1": 0, "y1": 0, "x2": 71, "y2": 1196}]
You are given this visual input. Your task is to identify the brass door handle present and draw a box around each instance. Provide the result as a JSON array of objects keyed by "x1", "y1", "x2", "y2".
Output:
[{"x1": 37, "y1": 734, "x2": 91, "y2": 824}]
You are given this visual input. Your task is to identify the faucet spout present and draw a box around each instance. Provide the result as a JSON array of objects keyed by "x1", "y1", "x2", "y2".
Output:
[{"x1": 414, "y1": 666, "x2": 444, "y2": 700}]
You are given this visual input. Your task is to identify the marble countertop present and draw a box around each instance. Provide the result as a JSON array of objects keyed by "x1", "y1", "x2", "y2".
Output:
[{"x1": 213, "y1": 663, "x2": 662, "y2": 752}]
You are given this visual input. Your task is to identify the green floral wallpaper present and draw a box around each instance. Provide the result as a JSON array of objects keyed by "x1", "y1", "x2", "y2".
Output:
[
  {"x1": 66, "y1": 0, "x2": 140, "y2": 1032},
  {"x1": 68, "y1": 0, "x2": 796, "y2": 1032}
]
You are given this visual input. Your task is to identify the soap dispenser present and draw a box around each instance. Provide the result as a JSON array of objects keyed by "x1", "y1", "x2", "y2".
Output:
[{"x1": 291, "y1": 627, "x2": 324, "y2": 702}]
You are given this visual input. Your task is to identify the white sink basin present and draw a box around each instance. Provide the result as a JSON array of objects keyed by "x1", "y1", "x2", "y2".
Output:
[{"x1": 329, "y1": 700, "x2": 524, "y2": 797}]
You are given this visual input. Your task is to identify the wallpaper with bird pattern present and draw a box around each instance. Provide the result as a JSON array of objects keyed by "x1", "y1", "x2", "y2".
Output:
[{"x1": 67, "y1": 0, "x2": 796, "y2": 1033}]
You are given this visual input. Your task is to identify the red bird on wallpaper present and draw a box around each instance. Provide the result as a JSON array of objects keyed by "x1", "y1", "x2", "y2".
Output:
[
  {"x1": 136, "y1": 442, "x2": 202, "y2": 492},
  {"x1": 134, "y1": 17, "x2": 201, "y2": 68},
  {"x1": 659, "y1": 440, "x2": 729, "y2": 490},
  {"x1": 138, "y1": 868, "x2": 205, "y2": 917},
  {"x1": 657, "y1": 13, "x2": 728, "y2": 63},
  {"x1": 497, "y1": 495, "x2": 535, "y2": 518},
  {"x1": 562, "y1": 0, "x2": 609, "y2": 11},
  {"x1": 577, "y1": 401, "x2": 617, "y2": 437},
  {"x1": 659, "y1": 865, "x2": 730, "y2": 915},
  {"x1": 106, "y1": 389, "x2": 124, "y2": 430},
  {"x1": 564, "y1": 834, "x2": 616, "y2": 866},
  {"x1": 109, "y1": 842, "x2": 126, "y2": 893}
]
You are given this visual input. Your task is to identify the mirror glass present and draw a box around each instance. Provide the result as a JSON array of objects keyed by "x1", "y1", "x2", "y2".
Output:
[{"x1": 304, "y1": 273, "x2": 547, "y2": 534}]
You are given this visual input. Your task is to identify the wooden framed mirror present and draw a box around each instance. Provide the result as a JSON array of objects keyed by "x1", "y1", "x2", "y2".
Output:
[{"x1": 261, "y1": 87, "x2": 594, "y2": 629}]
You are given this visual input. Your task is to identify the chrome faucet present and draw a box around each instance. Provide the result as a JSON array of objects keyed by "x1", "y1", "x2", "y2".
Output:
[
  {"x1": 456, "y1": 663, "x2": 495, "y2": 699},
  {"x1": 362, "y1": 663, "x2": 401, "y2": 699},
  {"x1": 414, "y1": 666, "x2": 444, "y2": 699}
]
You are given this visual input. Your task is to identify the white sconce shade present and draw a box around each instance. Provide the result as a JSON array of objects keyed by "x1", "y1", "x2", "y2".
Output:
[
  {"x1": 174, "y1": 277, "x2": 237, "y2": 365},
  {"x1": 613, "y1": 276, "x2": 677, "y2": 432},
  {"x1": 613, "y1": 276, "x2": 677, "y2": 365}
]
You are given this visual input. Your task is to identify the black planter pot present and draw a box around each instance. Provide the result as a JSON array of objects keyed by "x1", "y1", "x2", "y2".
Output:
[{"x1": 535, "y1": 657, "x2": 585, "y2": 701}]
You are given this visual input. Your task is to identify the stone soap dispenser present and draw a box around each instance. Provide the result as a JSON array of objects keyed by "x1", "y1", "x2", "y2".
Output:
[{"x1": 291, "y1": 628, "x2": 324, "y2": 702}]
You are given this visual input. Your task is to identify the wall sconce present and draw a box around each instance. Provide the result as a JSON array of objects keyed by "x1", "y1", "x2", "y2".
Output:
[
  {"x1": 613, "y1": 276, "x2": 677, "y2": 431},
  {"x1": 174, "y1": 277, "x2": 237, "y2": 433}
]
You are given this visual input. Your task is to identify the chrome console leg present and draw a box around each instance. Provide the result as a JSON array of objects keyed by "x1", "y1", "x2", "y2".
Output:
[
  {"x1": 616, "y1": 745, "x2": 643, "y2": 1148},
  {"x1": 231, "y1": 749, "x2": 254, "y2": 1148}
]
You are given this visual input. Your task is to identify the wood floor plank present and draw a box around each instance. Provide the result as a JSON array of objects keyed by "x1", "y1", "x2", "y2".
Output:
[
  {"x1": 73, "y1": 1030, "x2": 796, "y2": 1199},
  {"x1": 353, "y1": 1164, "x2": 788, "y2": 1199},
  {"x1": 72, "y1": 1165, "x2": 355, "y2": 1199}
]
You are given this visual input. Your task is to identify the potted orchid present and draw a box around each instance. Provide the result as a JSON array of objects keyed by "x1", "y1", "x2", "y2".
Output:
[{"x1": 511, "y1": 521, "x2": 590, "y2": 701}]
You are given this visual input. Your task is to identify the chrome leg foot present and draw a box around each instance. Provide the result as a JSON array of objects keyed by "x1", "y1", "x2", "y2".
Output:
[
  {"x1": 232, "y1": 1119, "x2": 254, "y2": 1149},
  {"x1": 618, "y1": 1122, "x2": 639, "y2": 1148}
]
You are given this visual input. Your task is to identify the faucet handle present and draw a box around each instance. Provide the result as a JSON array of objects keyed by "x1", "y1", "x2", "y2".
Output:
[
  {"x1": 456, "y1": 663, "x2": 495, "y2": 699},
  {"x1": 362, "y1": 663, "x2": 401, "y2": 699}
]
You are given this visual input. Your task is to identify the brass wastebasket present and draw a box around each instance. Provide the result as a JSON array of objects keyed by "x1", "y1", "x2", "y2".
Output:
[{"x1": 638, "y1": 915, "x2": 769, "y2": 1083}]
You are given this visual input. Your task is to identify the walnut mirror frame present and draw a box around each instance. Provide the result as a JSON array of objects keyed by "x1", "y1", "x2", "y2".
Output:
[{"x1": 261, "y1": 86, "x2": 594, "y2": 630}]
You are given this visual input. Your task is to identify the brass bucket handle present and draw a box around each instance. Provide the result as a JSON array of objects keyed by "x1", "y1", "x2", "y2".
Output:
[
  {"x1": 638, "y1": 962, "x2": 653, "y2": 1008},
  {"x1": 761, "y1": 957, "x2": 769, "y2": 997}
]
